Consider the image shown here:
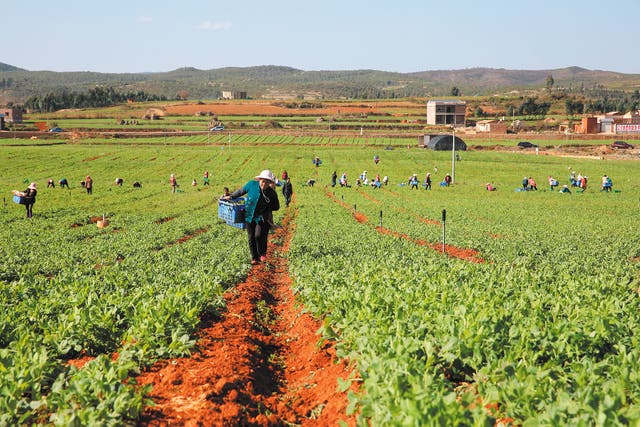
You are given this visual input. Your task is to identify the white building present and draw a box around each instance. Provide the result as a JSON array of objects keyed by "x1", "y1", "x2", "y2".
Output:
[
  {"x1": 221, "y1": 91, "x2": 247, "y2": 100},
  {"x1": 426, "y1": 100, "x2": 466, "y2": 126}
]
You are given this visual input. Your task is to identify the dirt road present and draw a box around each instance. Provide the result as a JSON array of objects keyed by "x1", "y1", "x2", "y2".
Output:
[{"x1": 136, "y1": 211, "x2": 358, "y2": 426}]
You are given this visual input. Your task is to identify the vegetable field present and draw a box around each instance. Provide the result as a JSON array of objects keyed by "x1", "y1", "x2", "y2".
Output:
[{"x1": 1, "y1": 138, "x2": 639, "y2": 425}]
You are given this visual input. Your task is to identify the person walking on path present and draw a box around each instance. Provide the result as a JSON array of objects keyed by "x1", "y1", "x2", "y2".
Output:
[{"x1": 224, "y1": 170, "x2": 280, "y2": 265}]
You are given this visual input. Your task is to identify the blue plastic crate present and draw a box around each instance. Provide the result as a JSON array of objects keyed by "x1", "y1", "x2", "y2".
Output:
[{"x1": 218, "y1": 198, "x2": 246, "y2": 229}]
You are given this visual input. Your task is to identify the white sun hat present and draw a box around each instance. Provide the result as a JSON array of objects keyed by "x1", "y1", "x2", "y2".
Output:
[{"x1": 255, "y1": 169, "x2": 275, "y2": 182}]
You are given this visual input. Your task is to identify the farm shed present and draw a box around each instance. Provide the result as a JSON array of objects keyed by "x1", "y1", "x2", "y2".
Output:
[{"x1": 424, "y1": 134, "x2": 467, "y2": 151}]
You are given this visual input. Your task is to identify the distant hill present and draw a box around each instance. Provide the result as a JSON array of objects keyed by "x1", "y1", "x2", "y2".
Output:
[
  {"x1": 0, "y1": 62, "x2": 25, "y2": 72},
  {"x1": 1, "y1": 62, "x2": 639, "y2": 104}
]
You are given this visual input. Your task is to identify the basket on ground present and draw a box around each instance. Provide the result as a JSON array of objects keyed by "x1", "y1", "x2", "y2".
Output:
[{"x1": 218, "y1": 198, "x2": 246, "y2": 229}]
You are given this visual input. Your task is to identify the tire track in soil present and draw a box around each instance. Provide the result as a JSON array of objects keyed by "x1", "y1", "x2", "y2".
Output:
[{"x1": 135, "y1": 210, "x2": 358, "y2": 426}]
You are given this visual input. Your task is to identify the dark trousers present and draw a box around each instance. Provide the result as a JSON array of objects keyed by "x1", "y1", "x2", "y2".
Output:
[
  {"x1": 25, "y1": 203, "x2": 33, "y2": 218},
  {"x1": 246, "y1": 221, "x2": 270, "y2": 261}
]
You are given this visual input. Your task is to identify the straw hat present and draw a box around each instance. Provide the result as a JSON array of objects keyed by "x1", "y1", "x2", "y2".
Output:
[{"x1": 255, "y1": 169, "x2": 275, "y2": 183}]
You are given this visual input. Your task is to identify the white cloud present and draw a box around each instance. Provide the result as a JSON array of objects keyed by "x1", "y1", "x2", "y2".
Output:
[
  {"x1": 136, "y1": 16, "x2": 153, "y2": 23},
  {"x1": 197, "y1": 20, "x2": 232, "y2": 31}
]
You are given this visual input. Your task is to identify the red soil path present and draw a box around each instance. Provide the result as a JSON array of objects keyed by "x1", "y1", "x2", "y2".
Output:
[{"x1": 135, "y1": 212, "x2": 358, "y2": 426}]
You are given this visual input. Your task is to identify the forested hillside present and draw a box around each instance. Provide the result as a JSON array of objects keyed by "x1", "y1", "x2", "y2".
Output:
[{"x1": 1, "y1": 61, "x2": 640, "y2": 104}]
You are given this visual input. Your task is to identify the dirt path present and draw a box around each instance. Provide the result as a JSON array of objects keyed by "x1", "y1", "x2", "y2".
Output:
[{"x1": 135, "y1": 211, "x2": 358, "y2": 426}]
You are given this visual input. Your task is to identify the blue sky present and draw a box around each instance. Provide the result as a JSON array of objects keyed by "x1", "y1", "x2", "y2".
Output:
[{"x1": 4, "y1": 0, "x2": 640, "y2": 74}]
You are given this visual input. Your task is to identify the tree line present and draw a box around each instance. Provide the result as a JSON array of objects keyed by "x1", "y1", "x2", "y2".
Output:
[{"x1": 24, "y1": 87, "x2": 167, "y2": 112}]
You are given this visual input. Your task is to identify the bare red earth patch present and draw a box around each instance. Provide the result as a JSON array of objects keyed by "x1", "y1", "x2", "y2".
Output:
[
  {"x1": 154, "y1": 216, "x2": 175, "y2": 224},
  {"x1": 166, "y1": 227, "x2": 209, "y2": 247},
  {"x1": 356, "y1": 189, "x2": 382, "y2": 204},
  {"x1": 353, "y1": 212, "x2": 368, "y2": 224},
  {"x1": 419, "y1": 217, "x2": 441, "y2": 226},
  {"x1": 66, "y1": 354, "x2": 95, "y2": 370},
  {"x1": 135, "y1": 212, "x2": 358, "y2": 426}
]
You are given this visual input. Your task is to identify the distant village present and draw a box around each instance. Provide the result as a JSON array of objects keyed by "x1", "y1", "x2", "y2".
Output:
[{"x1": 426, "y1": 100, "x2": 640, "y2": 135}]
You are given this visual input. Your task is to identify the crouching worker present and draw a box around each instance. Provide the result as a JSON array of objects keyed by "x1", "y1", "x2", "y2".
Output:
[{"x1": 223, "y1": 170, "x2": 280, "y2": 265}]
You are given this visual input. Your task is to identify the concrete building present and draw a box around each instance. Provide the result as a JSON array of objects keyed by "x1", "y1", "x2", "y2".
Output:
[
  {"x1": 426, "y1": 100, "x2": 466, "y2": 126},
  {"x1": 221, "y1": 91, "x2": 247, "y2": 100}
]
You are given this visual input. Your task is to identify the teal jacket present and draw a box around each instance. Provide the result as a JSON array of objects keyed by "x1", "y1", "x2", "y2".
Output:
[{"x1": 230, "y1": 180, "x2": 280, "y2": 223}]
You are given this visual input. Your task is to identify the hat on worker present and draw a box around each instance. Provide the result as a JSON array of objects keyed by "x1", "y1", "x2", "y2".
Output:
[
  {"x1": 28, "y1": 182, "x2": 37, "y2": 190},
  {"x1": 255, "y1": 170, "x2": 275, "y2": 183}
]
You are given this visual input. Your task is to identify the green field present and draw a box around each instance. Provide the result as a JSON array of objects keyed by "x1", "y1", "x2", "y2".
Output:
[{"x1": 1, "y1": 138, "x2": 639, "y2": 425}]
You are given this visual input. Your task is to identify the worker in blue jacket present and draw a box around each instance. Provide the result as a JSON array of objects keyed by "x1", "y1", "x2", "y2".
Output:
[{"x1": 225, "y1": 169, "x2": 280, "y2": 265}]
